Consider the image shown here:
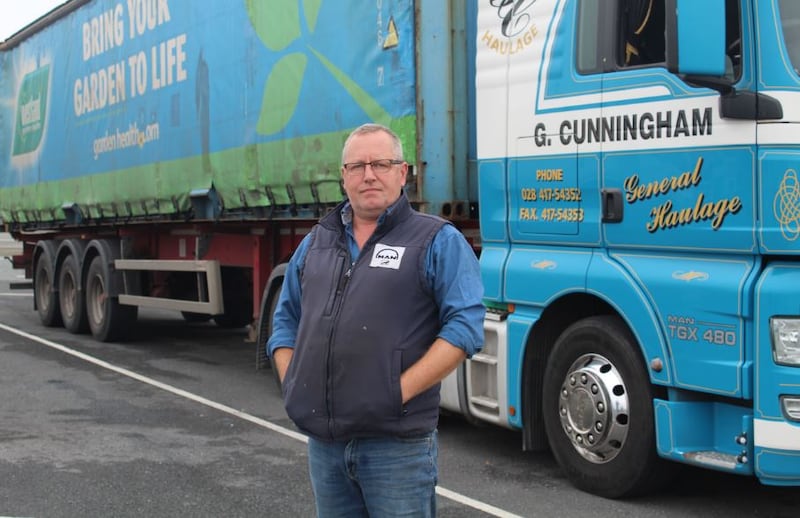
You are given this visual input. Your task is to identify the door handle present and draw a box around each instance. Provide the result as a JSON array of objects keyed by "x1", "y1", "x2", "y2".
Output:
[{"x1": 602, "y1": 188, "x2": 623, "y2": 223}]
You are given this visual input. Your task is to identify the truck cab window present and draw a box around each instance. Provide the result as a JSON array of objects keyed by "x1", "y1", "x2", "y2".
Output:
[
  {"x1": 620, "y1": 0, "x2": 665, "y2": 67},
  {"x1": 576, "y1": 0, "x2": 601, "y2": 73},
  {"x1": 724, "y1": 0, "x2": 743, "y2": 80}
]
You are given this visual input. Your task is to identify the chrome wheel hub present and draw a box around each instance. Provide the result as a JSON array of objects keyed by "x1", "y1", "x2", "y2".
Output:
[{"x1": 558, "y1": 353, "x2": 629, "y2": 463}]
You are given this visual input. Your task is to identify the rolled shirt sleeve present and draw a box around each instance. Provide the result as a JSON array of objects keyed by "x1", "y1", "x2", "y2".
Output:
[{"x1": 427, "y1": 224, "x2": 485, "y2": 357}]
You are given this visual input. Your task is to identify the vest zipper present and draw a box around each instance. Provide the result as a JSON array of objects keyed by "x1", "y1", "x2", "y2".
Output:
[{"x1": 325, "y1": 258, "x2": 353, "y2": 439}]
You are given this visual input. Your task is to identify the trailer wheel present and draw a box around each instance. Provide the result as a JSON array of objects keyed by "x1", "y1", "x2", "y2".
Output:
[
  {"x1": 256, "y1": 278, "x2": 283, "y2": 389},
  {"x1": 34, "y1": 251, "x2": 62, "y2": 327},
  {"x1": 542, "y1": 316, "x2": 671, "y2": 498},
  {"x1": 86, "y1": 255, "x2": 137, "y2": 342},
  {"x1": 58, "y1": 254, "x2": 89, "y2": 333},
  {"x1": 255, "y1": 282, "x2": 274, "y2": 371}
]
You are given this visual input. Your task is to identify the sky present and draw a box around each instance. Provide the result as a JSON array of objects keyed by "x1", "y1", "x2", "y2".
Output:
[{"x1": 0, "y1": 0, "x2": 68, "y2": 41}]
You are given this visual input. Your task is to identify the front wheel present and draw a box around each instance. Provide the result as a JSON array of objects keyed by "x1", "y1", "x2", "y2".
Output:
[{"x1": 542, "y1": 316, "x2": 673, "y2": 498}]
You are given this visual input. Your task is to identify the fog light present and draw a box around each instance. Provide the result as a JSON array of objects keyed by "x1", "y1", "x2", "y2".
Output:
[
  {"x1": 770, "y1": 318, "x2": 800, "y2": 366},
  {"x1": 781, "y1": 396, "x2": 800, "y2": 422}
]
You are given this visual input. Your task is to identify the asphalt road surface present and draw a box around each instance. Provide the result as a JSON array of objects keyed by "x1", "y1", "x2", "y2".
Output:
[{"x1": 0, "y1": 256, "x2": 798, "y2": 517}]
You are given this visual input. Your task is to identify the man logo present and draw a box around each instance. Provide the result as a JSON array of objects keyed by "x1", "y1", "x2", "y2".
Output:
[
  {"x1": 370, "y1": 243, "x2": 406, "y2": 270},
  {"x1": 376, "y1": 247, "x2": 399, "y2": 264}
]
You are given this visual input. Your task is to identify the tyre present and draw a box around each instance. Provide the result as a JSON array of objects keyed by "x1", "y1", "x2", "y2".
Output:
[
  {"x1": 34, "y1": 252, "x2": 62, "y2": 327},
  {"x1": 255, "y1": 283, "x2": 273, "y2": 370},
  {"x1": 542, "y1": 315, "x2": 673, "y2": 498},
  {"x1": 256, "y1": 278, "x2": 283, "y2": 390},
  {"x1": 58, "y1": 254, "x2": 89, "y2": 333},
  {"x1": 85, "y1": 255, "x2": 137, "y2": 342}
]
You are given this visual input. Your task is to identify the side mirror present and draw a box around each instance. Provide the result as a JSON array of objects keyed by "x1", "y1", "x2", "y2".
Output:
[{"x1": 666, "y1": 0, "x2": 726, "y2": 77}]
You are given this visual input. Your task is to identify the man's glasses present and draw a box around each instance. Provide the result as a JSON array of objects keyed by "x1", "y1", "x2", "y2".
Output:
[{"x1": 342, "y1": 159, "x2": 404, "y2": 176}]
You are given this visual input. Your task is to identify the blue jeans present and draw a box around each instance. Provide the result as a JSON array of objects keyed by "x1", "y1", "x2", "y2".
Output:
[{"x1": 307, "y1": 431, "x2": 438, "y2": 518}]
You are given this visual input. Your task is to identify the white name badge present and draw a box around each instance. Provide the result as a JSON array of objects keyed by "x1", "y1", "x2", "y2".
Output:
[{"x1": 369, "y1": 243, "x2": 406, "y2": 270}]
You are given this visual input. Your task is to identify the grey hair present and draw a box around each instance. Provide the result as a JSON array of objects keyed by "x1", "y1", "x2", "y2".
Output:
[{"x1": 341, "y1": 123, "x2": 403, "y2": 164}]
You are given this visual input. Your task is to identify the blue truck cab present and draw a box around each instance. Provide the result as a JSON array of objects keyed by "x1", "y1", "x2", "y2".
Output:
[{"x1": 448, "y1": 0, "x2": 800, "y2": 497}]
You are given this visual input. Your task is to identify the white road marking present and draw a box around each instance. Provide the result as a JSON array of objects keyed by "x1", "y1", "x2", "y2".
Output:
[{"x1": 0, "y1": 322, "x2": 524, "y2": 518}]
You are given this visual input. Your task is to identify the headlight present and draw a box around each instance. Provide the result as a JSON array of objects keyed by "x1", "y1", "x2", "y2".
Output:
[
  {"x1": 770, "y1": 318, "x2": 800, "y2": 366},
  {"x1": 782, "y1": 396, "x2": 800, "y2": 422}
]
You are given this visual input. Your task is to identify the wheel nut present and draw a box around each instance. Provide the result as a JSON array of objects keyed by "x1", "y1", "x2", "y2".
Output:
[
  {"x1": 591, "y1": 384, "x2": 598, "y2": 394},
  {"x1": 580, "y1": 373, "x2": 588, "y2": 384},
  {"x1": 597, "y1": 402, "x2": 605, "y2": 413}
]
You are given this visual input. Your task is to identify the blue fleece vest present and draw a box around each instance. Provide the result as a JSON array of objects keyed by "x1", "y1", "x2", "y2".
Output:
[{"x1": 282, "y1": 195, "x2": 448, "y2": 441}]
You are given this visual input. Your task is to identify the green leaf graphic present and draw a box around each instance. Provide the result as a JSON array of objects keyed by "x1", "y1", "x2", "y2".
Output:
[
  {"x1": 257, "y1": 53, "x2": 308, "y2": 135},
  {"x1": 303, "y1": 0, "x2": 323, "y2": 32},
  {"x1": 250, "y1": 0, "x2": 391, "y2": 135},
  {"x1": 308, "y1": 47, "x2": 392, "y2": 124},
  {"x1": 245, "y1": 0, "x2": 301, "y2": 51}
]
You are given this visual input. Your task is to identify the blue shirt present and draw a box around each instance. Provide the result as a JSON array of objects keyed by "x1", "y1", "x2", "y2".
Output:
[{"x1": 267, "y1": 202, "x2": 484, "y2": 357}]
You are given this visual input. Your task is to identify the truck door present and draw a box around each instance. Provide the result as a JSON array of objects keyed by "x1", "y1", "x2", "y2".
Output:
[
  {"x1": 506, "y1": 0, "x2": 602, "y2": 248},
  {"x1": 597, "y1": 0, "x2": 757, "y2": 397}
]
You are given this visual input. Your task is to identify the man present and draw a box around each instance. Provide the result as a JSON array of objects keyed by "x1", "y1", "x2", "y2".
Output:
[{"x1": 268, "y1": 123, "x2": 484, "y2": 517}]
